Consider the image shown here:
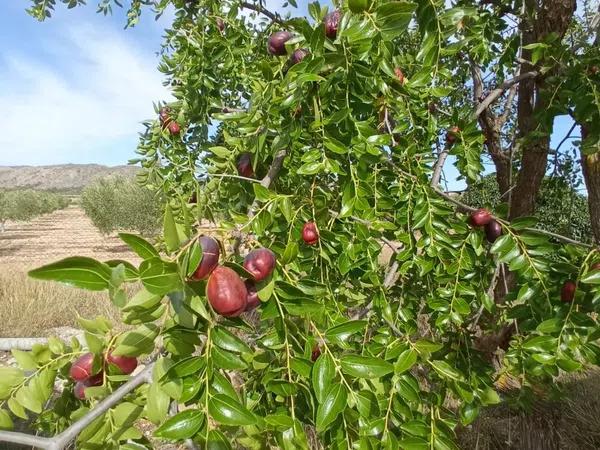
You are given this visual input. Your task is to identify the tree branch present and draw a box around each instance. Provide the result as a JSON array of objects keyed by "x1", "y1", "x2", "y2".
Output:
[
  {"x1": 430, "y1": 144, "x2": 450, "y2": 187},
  {"x1": 240, "y1": 1, "x2": 284, "y2": 24},
  {"x1": 431, "y1": 187, "x2": 592, "y2": 248},
  {"x1": 474, "y1": 71, "x2": 539, "y2": 118},
  {"x1": 498, "y1": 84, "x2": 517, "y2": 126},
  {"x1": 0, "y1": 364, "x2": 155, "y2": 450}
]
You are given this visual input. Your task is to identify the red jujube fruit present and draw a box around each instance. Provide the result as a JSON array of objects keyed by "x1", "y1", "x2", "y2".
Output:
[
  {"x1": 302, "y1": 222, "x2": 319, "y2": 245},
  {"x1": 206, "y1": 266, "x2": 248, "y2": 317},
  {"x1": 243, "y1": 248, "x2": 276, "y2": 281},
  {"x1": 191, "y1": 236, "x2": 221, "y2": 280}
]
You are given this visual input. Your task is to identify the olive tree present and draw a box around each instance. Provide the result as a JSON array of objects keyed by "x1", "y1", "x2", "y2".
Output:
[
  {"x1": 1, "y1": 1, "x2": 599, "y2": 449},
  {"x1": 81, "y1": 176, "x2": 163, "y2": 236},
  {"x1": 0, "y1": 189, "x2": 70, "y2": 232}
]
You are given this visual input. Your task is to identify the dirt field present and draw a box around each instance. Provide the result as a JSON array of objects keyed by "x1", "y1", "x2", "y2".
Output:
[{"x1": 0, "y1": 205, "x2": 141, "y2": 337}]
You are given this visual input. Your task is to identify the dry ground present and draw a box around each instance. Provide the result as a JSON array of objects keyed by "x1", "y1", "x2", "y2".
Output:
[{"x1": 0, "y1": 205, "x2": 140, "y2": 337}]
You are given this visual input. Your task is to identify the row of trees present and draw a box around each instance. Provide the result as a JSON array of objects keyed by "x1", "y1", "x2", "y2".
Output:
[
  {"x1": 81, "y1": 176, "x2": 163, "y2": 236},
  {"x1": 0, "y1": 190, "x2": 70, "y2": 232}
]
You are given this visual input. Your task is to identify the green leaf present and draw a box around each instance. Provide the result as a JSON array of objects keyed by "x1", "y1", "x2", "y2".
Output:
[
  {"x1": 163, "y1": 204, "x2": 180, "y2": 252},
  {"x1": 253, "y1": 184, "x2": 272, "y2": 201},
  {"x1": 11, "y1": 350, "x2": 37, "y2": 371},
  {"x1": 208, "y1": 394, "x2": 257, "y2": 426},
  {"x1": 185, "y1": 243, "x2": 203, "y2": 277},
  {"x1": 139, "y1": 258, "x2": 181, "y2": 295},
  {"x1": 154, "y1": 409, "x2": 204, "y2": 440},
  {"x1": 581, "y1": 271, "x2": 600, "y2": 285},
  {"x1": 112, "y1": 324, "x2": 158, "y2": 356},
  {"x1": 164, "y1": 356, "x2": 205, "y2": 379},
  {"x1": 356, "y1": 390, "x2": 380, "y2": 417},
  {"x1": 430, "y1": 360, "x2": 462, "y2": 381},
  {"x1": 0, "y1": 368, "x2": 23, "y2": 399},
  {"x1": 212, "y1": 327, "x2": 251, "y2": 354},
  {"x1": 28, "y1": 257, "x2": 112, "y2": 291},
  {"x1": 522, "y1": 335, "x2": 556, "y2": 352},
  {"x1": 340, "y1": 355, "x2": 393, "y2": 379},
  {"x1": 316, "y1": 384, "x2": 347, "y2": 432},
  {"x1": 394, "y1": 349, "x2": 418, "y2": 374},
  {"x1": 325, "y1": 320, "x2": 367, "y2": 345},
  {"x1": 377, "y1": 2, "x2": 416, "y2": 39},
  {"x1": 123, "y1": 288, "x2": 163, "y2": 312},
  {"x1": 0, "y1": 410, "x2": 13, "y2": 430},
  {"x1": 489, "y1": 234, "x2": 513, "y2": 255},
  {"x1": 119, "y1": 233, "x2": 159, "y2": 259},
  {"x1": 146, "y1": 380, "x2": 170, "y2": 425},
  {"x1": 536, "y1": 318, "x2": 562, "y2": 334},
  {"x1": 206, "y1": 429, "x2": 232, "y2": 450},
  {"x1": 414, "y1": 340, "x2": 443, "y2": 354},
  {"x1": 312, "y1": 354, "x2": 335, "y2": 403}
]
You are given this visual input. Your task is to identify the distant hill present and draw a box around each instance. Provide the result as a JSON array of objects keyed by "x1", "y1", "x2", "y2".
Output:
[{"x1": 0, "y1": 164, "x2": 140, "y2": 193}]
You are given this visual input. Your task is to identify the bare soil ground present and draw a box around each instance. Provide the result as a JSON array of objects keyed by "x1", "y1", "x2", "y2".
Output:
[
  {"x1": 0, "y1": 205, "x2": 140, "y2": 337},
  {"x1": 0, "y1": 205, "x2": 139, "y2": 267}
]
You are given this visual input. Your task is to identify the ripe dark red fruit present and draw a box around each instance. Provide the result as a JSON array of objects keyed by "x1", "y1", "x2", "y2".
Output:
[
  {"x1": 237, "y1": 153, "x2": 254, "y2": 178},
  {"x1": 469, "y1": 209, "x2": 492, "y2": 227},
  {"x1": 191, "y1": 236, "x2": 220, "y2": 280},
  {"x1": 70, "y1": 353, "x2": 95, "y2": 382},
  {"x1": 74, "y1": 382, "x2": 87, "y2": 400},
  {"x1": 323, "y1": 9, "x2": 341, "y2": 39},
  {"x1": 216, "y1": 18, "x2": 225, "y2": 32},
  {"x1": 446, "y1": 126, "x2": 460, "y2": 145},
  {"x1": 206, "y1": 266, "x2": 248, "y2": 317},
  {"x1": 74, "y1": 373, "x2": 104, "y2": 400},
  {"x1": 168, "y1": 121, "x2": 181, "y2": 135},
  {"x1": 591, "y1": 262, "x2": 600, "y2": 271},
  {"x1": 484, "y1": 219, "x2": 502, "y2": 243},
  {"x1": 561, "y1": 280, "x2": 576, "y2": 303},
  {"x1": 107, "y1": 353, "x2": 137, "y2": 375},
  {"x1": 302, "y1": 222, "x2": 319, "y2": 245},
  {"x1": 311, "y1": 345, "x2": 321, "y2": 362},
  {"x1": 290, "y1": 48, "x2": 309, "y2": 65},
  {"x1": 159, "y1": 107, "x2": 171, "y2": 126},
  {"x1": 267, "y1": 31, "x2": 292, "y2": 56},
  {"x1": 243, "y1": 248, "x2": 276, "y2": 281},
  {"x1": 394, "y1": 67, "x2": 406, "y2": 84},
  {"x1": 245, "y1": 280, "x2": 260, "y2": 311}
]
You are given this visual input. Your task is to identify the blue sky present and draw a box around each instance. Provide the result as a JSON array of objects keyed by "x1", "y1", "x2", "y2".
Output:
[{"x1": 0, "y1": 1, "x2": 577, "y2": 191}]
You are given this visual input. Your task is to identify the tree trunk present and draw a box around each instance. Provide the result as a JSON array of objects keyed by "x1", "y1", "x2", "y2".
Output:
[
  {"x1": 508, "y1": 0, "x2": 576, "y2": 219},
  {"x1": 580, "y1": 125, "x2": 600, "y2": 244}
]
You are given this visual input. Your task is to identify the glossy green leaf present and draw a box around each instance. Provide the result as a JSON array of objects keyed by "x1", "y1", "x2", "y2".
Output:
[
  {"x1": 340, "y1": 355, "x2": 393, "y2": 379},
  {"x1": 154, "y1": 409, "x2": 204, "y2": 440},
  {"x1": 28, "y1": 257, "x2": 112, "y2": 291},
  {"x1": 208, "y1": 394, "x2": 257, "y2": 426},
  {"x1": 316, "y1": 384, "x2": 347, "y2": 432}
]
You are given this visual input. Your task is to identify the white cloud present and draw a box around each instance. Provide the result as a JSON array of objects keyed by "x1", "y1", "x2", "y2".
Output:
[{"x1": 0, "y1": 23, "x2": 171, "y2": 165}]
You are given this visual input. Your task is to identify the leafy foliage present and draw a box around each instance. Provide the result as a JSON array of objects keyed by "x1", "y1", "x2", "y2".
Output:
[
  {"x1": 6, "y1": 0, "x2": 600, "y2": 449},
  {"x1": 81, "y1": 176, "x2": 162, "y2": 236}
]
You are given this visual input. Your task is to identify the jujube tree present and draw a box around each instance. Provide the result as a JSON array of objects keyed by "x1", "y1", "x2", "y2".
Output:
[{"x1": 1, "y1": 0, "x2": 599, "y2": 449}]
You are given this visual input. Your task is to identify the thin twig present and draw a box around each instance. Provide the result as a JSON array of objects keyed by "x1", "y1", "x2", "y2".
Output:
[
  {"x1": 470, "y1": 263, "x2": 501, "y2": 331},
  {"x1": 210, "y1": 173, "x2": 261, "y2": 183},
  {"x1": 240, "y1": 1, "x2": 284, "y2": 24}
]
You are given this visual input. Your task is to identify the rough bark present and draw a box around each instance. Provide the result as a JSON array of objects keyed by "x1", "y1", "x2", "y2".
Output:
[
  {"x1": 509, "y1": 0, "x2": 577, "y2": 219},
  {"x1": 580, "y1": 125, "x2": 600, "y2": 244}
]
